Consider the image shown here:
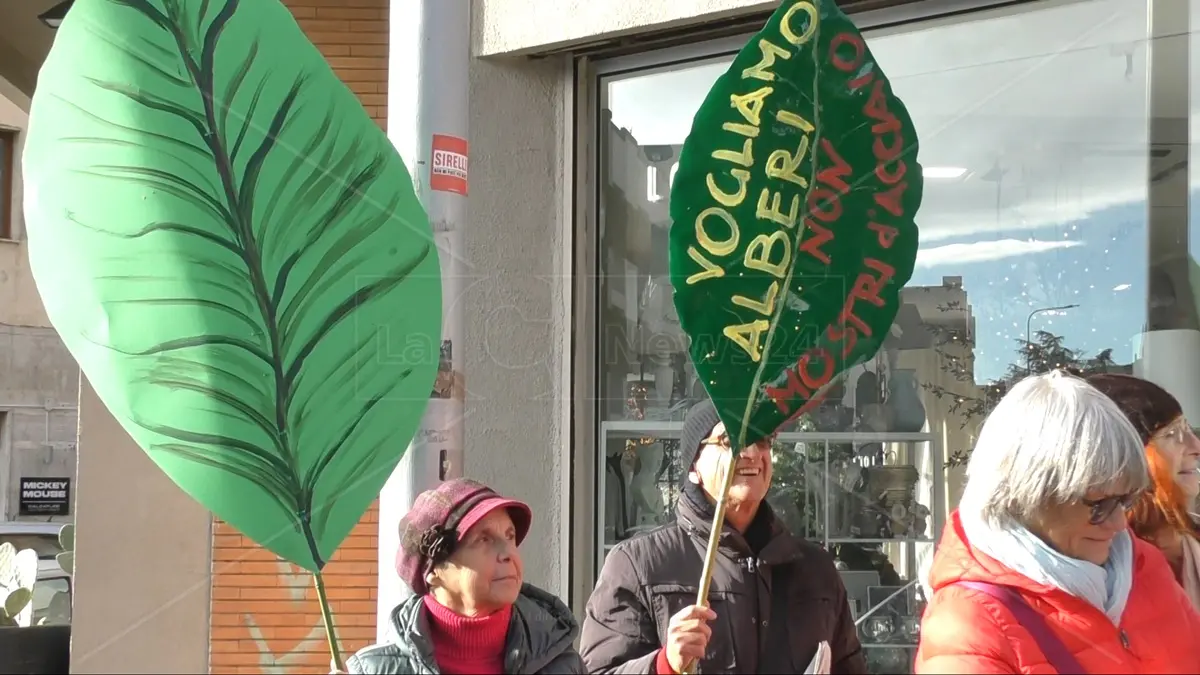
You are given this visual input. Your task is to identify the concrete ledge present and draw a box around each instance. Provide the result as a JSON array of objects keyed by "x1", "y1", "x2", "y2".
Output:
[{"x1": 472, "y1": 0, "x2": 773, "y2": 56}]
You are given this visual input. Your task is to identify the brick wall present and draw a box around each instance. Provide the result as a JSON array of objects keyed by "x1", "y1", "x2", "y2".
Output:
[
  {"x1": 288, "y1": 0, "x2": 389, "y2": 127},
  {"x1": 208, "y1": 1, "x2": 388, "y2": 673}
]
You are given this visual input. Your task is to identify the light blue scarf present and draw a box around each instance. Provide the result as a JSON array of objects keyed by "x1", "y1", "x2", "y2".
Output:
[{"x1": 961, "y1": 510, "x2": 1134, "y2": 625}]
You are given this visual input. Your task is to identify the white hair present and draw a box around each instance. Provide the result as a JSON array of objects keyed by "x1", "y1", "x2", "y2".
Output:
[{"x1": 960, "y1": 370, "x2": 1150, "y2": 528}]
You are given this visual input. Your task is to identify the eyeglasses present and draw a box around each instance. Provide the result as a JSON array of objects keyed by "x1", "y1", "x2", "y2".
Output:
[
  {"x1": 1155, "y1": 418, "x2": 1197, "y2": 447},
  {"x1": 1081, "y1": 491, "x2": 1139, "y2": 525}
]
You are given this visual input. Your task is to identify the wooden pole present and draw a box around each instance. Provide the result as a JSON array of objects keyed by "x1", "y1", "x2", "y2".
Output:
[{"x1": 680, "y1": 444, "x2": 738, "y2": 675}]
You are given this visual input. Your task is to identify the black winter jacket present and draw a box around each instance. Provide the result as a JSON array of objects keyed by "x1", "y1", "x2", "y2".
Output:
[
  {"x1": 346, "y1": 583, "x2": 585, "y2": 674},
  {"x1": 580, "y1": 496, "x2": 867, "y2": 674}
]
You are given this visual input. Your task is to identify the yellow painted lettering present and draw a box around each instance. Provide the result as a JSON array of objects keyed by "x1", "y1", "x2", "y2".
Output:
[
  {"x1": 780, "y1": 1, "x2": 819, "y2": 46},
  {"x1": 712, "y1": 138, "x2": 754, "y2": 168},
  {"x1": 764, "y1": 138, "x2": 811, "y2": 190},
  {"x1": 706, "y1": 169, "x2": 751, "y2": 208},
  {"x1": 723, "y1": 121, "x2": 760, "y2": 138},
  {"x1": 724, "y1": 319, "x2": 771, "y2": 362},
  {"x1": 733, "y1": 281, "x2": 781, "y2": 317},
  {"x1": 757, "y1": 188, "x2": 801, "y2": 229},
  {"x1": 730, "y1": 87, "x2": 773, "y2": 127},
  {"x1": 777, "y1": 109, "x2": 815, "y2": 133},
  {"x1": 685, "y1": 246, "x2": 725, "y2": 285},
  {"x1": 763, "y1": 161, "x2": 805, "y2": 190},
  {"x1": 742, "y1": 38, "x2": 791, "y2": 82},
  {"x1": 744, "y1": 231, "x2": 792, "y2": 278},
  {"x1": 695, "y1": 207, "x2": 740, "y2": 256},
  {"x1": 763, "y1": 109, "x2": 816, "y2": 193}
]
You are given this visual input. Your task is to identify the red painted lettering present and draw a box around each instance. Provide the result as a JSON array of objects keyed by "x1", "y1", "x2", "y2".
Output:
[
  {"x1": 764, "y1": 347, "x2": 835, "y2": 415},
  {"x1": 798, "y1": 347, "x2": 835, "y2": 390},
  {"x1": 825, "y1": 258, "x2": 897, "y2": 357},
  {"x1": 873, "y1": 182, "x2": 906, "y2": 217},
  {"x1": 798, "y1": 217, "x2": 834, "y2": 264},
  {"x1": 873, "y1": 131, "x2": 903, "y2": 163},
  {"x1": 830, "y1": 32, "x2": 874, "y2": 90},
  {"x1": 826, "y1": 312, "x2": 865, "y2": 358},
  {"x1": 864, "y1": 79, "x2": 907, "y2": 216},
  {"x1": 876, "y1": 156, "x2": 906, "y2": 186},
  {"x1": 795, "y1": 140, "x2": 851, "y2": 266},
  {"x1": 829, "y1": 32, "x2": 864, "y2": 72},
  {"x1": 865, "y1": 82, "x2": 901, "y2": 133},
  {"x1": 868, "y1": 221, "x2": 899, "y2": 249},
  {"x1": 850, "y1": 257, "x2": 895, "y2": 308},
  {"x1": 808, "y1": 186, "x2": 842, "y2": 223},
  {"x1": 817, "y1": 139, "x2": 852, "y2": 194},
  {"x1": 765, "y1": 368, "x2": 811, "y2": 414}
]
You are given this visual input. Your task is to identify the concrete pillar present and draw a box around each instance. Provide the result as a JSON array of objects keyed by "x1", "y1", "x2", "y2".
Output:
[{"x1": 69, "y1": 376, "x2": 211, "y2": 674}]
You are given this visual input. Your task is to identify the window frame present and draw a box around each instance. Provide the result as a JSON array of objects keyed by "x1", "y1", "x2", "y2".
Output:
[
  {"x1": 570, "y1": 0, "x2": 1173, "y2": 607},
  {"x1": 0, "y1": 127, "x2": 15, "y2": 241}
]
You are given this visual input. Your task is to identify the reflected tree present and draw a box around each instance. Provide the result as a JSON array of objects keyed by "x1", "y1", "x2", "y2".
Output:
[{"x1": 923, "y1": 320, "x2": 1123, "y2": 466}]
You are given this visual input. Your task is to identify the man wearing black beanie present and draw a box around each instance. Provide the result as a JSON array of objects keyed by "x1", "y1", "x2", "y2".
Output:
[{"x1": 580, "y1": 398, "x2": 867, "y2": 674}]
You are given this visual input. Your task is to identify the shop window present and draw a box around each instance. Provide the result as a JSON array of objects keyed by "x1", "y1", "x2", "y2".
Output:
[{"x1": 593, "y1": 0, "x2": 1196, "y2": 672}]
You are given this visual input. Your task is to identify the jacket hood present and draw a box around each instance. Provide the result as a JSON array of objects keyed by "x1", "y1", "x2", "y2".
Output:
[
  {"x1": 389, "y1": 582, "x2": 579, "y2": 672},
  {"x1": 929, "y1": 509, "x2": 1155, "y2": 597}
]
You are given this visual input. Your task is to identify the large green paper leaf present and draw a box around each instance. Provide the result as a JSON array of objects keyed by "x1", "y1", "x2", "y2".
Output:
[
  {"x1": 23, "y1": 0, "x2": 442, "y2": 572},
  {"x1": 669, "y1": 0, "x2": 922, "y2": 445}
]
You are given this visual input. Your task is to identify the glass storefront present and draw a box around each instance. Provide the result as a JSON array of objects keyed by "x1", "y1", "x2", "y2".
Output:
[{"x1": 591, "y1": 0, "x2": 1198, "y2": 672}]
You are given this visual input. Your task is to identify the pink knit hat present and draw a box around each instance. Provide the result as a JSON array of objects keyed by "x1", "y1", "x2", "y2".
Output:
[{"x1": 395, "y1": 478, "x2": 532, "y2": 595}]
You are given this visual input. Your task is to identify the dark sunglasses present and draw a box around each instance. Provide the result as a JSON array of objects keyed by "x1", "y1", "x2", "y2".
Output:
[{"x1": 1081, "y1": 491, "x2": 1139, "y2": 525}]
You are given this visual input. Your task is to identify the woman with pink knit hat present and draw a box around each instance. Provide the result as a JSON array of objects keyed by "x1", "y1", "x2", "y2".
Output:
[{"x1": 344, "y1": 478, "x2": 584, "y2": 674}]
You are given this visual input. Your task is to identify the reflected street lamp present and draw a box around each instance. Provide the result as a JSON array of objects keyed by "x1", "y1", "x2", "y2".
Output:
[
  {"x1": 39, "y1": 0, "x2": 73, "y2": 29},
  {"x1": 1026, "y1": 304, "x2": 1080, "y2": 374}
]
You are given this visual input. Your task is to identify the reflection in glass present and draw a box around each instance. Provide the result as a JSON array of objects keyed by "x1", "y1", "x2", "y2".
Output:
[
  {"x1": 30, "y1": 577, "x2": 70, "y2": 626},
  {"x1": 595, "y1": 2, "x2": 1197, "y2": 672}
]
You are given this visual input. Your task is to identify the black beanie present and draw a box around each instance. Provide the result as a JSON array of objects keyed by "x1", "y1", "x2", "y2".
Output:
[{"x1": 679, "y1": 398, "x2": 722, "y2": 476}]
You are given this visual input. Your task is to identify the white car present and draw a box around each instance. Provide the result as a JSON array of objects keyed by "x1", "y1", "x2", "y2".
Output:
[{"x1": 0, "y1": 521, "x2": 71, "y2": 626}]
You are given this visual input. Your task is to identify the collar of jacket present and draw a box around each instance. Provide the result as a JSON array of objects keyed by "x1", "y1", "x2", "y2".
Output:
[
  {"x1": 674, "y1": 492, "x2": 805, "y2": 567},
  {"x1": 387, "y1": 582, "x2": 579, "y2": 673}
]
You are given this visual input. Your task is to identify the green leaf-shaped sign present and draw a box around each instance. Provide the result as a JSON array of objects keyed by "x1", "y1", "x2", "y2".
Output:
[
  {"x1": 23, "y1": 0, "x2": 442, "y2": 573},
  {"x1": 669, "y1": 0, "x2": 922, "y2": 445}
]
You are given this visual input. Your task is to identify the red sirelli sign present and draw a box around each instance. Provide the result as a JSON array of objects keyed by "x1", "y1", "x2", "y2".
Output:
[{"x1": 430, "y1": 134, "x2": 468, "y2": 195}]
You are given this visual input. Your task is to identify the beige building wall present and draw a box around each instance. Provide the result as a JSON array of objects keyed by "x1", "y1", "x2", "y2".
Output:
[
  {"x1": 70, "y1": 377, "x2": 212, "y2": 674},
  {"x1": 0, "y1": 74, "x2": 79, "y2": 525}
]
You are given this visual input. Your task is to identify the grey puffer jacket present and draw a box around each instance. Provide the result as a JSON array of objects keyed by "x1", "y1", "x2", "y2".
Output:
[{"x1": 345, "y1": 583, "x2": 585, "y2": 674}]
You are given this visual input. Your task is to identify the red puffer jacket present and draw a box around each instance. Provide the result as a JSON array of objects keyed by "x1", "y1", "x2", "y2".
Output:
[{"x1": 915, "y1": 510, "x2": 1200, "y2": 674}]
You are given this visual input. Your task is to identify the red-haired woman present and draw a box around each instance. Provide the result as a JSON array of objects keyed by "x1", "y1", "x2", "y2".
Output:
[{"x1": 1088, "y1": 373, "x2": 1200, "y2": 607}]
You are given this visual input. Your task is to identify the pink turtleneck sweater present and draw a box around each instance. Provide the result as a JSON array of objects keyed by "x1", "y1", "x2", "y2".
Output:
[{"x1": 422, "y1": 594, "x2": 511, "y2": 675}]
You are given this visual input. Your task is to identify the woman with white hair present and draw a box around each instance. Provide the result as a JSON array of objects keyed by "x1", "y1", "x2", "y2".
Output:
[{"x1": 914, "y1": 371, "x2": 1200, "y2": 674}]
